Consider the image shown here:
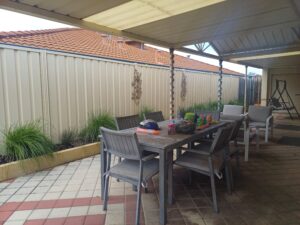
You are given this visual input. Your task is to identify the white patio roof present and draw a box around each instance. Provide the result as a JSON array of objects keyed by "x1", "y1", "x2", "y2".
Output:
[{"x1": 1, "y1": 0, "x2": 300, "y2": 69}]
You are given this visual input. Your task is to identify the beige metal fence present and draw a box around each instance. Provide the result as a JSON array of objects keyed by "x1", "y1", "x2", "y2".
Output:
[{"x1": 0, "y1": 45, "x2": 240, "y2": 142}]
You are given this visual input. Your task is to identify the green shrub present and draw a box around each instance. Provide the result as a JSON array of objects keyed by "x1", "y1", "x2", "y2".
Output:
[
  {"x1": 60, "y1": 129, "x2": 78, "y2": 148},
  {"x1": 179, "y1": 101, "x2": 222, "y2": 116},
  {"x1": 227, "y1": 99, "x2": 243, "y2": 106},
  {"x1": 80, "y1": 112, "x2": 116, "y2": 143},
  {"x1": 139, "y1": 106, "x2": 153, "y2": 121},
  {"x1": 2, "y1": 122, "x2": 54, "y2": 161}
]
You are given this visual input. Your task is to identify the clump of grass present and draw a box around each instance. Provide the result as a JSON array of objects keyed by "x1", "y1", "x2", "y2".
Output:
[
  {"x1": 80, "y1": 112, "x2": 116, "y2": 143},
  {"x1": 179, "y1": 101, "x2": 222, "y2": 116},
  {"x1": 60, "y1": 129, "x2": 78, "y2": 148},
  {"x1": 2, "y1": 122, "x2": 54, "y2": 161},
  {"x1": 227, "y1": 99, "x2": 243, "y2": 106},
  {"x1": 139, "y1": 106, "x2": 153, "y2": 121}
]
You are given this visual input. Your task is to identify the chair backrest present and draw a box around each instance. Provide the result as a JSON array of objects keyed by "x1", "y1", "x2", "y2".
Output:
[
  {"x1": 248, "y1": 105, "x2": 272, "y2": 122},
  {"x1": 101, "y1": 127, "x2": 142, "y2": 160},
  {"x1": 223, "y1": 105, "x2": 244, "y2": 116},
  {"x1": 115, "y1": 114, "x2": 140, "y2": 130},
  {"x1": 210, "y1": 125, "x2": 234, "y2": 154},
  {"x1": 228, "y1": 117, "x2": 244, "y2": 141},
  {"x1": 144, "y1": 111, "x2": 164, "y2": 122}
]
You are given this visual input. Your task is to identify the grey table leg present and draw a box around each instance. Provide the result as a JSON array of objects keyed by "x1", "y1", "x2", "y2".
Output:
[
  {"x1": 167, "y1": 150, "x2": 173, "y2": 205},
  {"x1": 159, "y1": 151, "x2": 167, "y2": 225},
  {"x1": 100, "y1": 142, "x2": 107, "y2": 200}
]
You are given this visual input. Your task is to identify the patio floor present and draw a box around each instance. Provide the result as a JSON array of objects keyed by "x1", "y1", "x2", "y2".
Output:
[{"x1": 0, "y1": 117, "x2": 300, "y2": 225}]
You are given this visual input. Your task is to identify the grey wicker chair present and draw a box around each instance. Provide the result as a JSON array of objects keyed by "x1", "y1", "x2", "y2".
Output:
[
  {"x1": 101, "y1": 127, "x2": 159, "y2": 225},
  {"x1": 115, "y1": 114, "x2": 140, "y2": 130},
  {"x1": 144, "y1": 111, "x2": 164, "y2": 122},
  {"x1": 174, "y1": 125, "x2": 234, "y2": 213}
]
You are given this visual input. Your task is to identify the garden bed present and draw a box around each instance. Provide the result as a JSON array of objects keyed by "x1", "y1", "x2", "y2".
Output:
[{"x1": 0, "y1": 142, "x2": 100, "y2": 182}]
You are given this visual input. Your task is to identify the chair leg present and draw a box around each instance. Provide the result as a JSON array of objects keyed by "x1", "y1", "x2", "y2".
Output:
[
  {"x1": 265, "y1": 126, "x2": 269, "y2": 143},
  {"x1": 135, "y1": 183, "x2": 142, "y2": 225},
  {"x1": 208, "y1": 158, "x2": 218, "y2": 213},
  {"x1": 256, "y1": 128, "x2": 260, "y2": 150},
  {"x1": 224, "y1": 160, "x2": 232, "y2": 194},
  {"x1": 103, "y1": 174, "x2": 110, "y2": 211},
  {"x1": 116, "y1": 157, "x2": 122, "y2": 182},
  {"x1": 236, "y1": 151, "x2": 240, "y2": 177},
  {"x1": 244, "y1": 128, "x2": 249, "y2": 162}
]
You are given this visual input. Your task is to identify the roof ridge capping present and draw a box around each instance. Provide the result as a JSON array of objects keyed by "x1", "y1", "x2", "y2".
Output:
[{"x1": 0, "y1": 27, "x2": 79, "y2": 39}]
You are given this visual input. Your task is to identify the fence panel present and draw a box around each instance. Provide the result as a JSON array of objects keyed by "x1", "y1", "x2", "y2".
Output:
[{"x1": 0, "y1": 45, "x2": 241, "y2": 143}]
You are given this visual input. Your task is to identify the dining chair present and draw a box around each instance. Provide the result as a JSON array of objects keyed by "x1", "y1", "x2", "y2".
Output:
[
  {"x1": 115, "y1": 114, "x2": 140, "y2": 130},
  {"x1": 174, "y1": 125, "x2": 234, "y2": 213},
  {"x1": 101, "y1": 127, "x2": 159, "y2": 225},
  {"x1": 114, "y1": 115, "x2": 140, "y2": 164},
  {"x1": 248, "y1": 105, "x2": 273, "y2": 143},
  {"x1": 221, "y1": 105, "x2": 244, "y2": 117},
  {"x1": 144, "y1": 111, "x2": 164, "y2": 122}
]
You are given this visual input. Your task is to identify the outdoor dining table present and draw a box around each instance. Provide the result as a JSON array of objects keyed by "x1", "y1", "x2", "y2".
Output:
[{"x1": 100, "y1": 120, "x2": 228, "y2": 225}]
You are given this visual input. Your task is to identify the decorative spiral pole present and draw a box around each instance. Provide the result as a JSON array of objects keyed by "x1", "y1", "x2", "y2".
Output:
[
  {"x1": 244, "y1": 65, "x2": 248, "y2": 114},
  {"x1": 169, "y1": 48, "x2": 175, "y2": 119},
  {"x1": 217, "y1": 59, "x2": 223, "y2": 111}
]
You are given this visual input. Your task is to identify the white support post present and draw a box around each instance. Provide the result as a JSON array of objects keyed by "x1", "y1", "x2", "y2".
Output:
[
  {"x1": 217, "y1": 59, "x2": 223, "y2": 112},
  {"x1": 169, "y1": 48, "x2": 175, "y2": 119},
  {"x1": 244, "y1": 66, "x2": 248, "y2": 114}
]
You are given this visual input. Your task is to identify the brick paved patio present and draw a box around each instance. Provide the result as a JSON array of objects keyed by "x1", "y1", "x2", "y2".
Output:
[{"x1": 0, "y1": 118, "x2": 300, "y2": 225}]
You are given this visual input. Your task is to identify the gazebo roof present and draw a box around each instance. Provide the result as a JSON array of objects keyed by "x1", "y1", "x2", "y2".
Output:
[{"x1": 1, "y1": 0, "x2": 300, "y2": 69}]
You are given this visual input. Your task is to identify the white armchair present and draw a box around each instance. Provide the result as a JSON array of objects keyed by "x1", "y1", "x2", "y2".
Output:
[{"x1": 248, "y1": 105, "x2": 273, "y2": 143}]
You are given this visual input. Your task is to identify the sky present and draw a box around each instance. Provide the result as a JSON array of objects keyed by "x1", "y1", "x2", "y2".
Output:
[{"x1": 0, "y1": 9, "x2": 261, "y2": 75}]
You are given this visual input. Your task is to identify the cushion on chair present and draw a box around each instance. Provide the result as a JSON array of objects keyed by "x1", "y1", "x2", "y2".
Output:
[
  {"x1": 222, "y1": 105, "x2": 244, "y2": 116},
  {"x1": 249, "y1": 121, "x2": 266, "y2": 128},
  {"x1": 248, "y1": 106, "x2": 272, "y2": 122},
  {"x1": 174, "y1": 152, "x2": 223, "y2": 175},
  {"x1": 109, "y1": 158, "x2": 159, "y2": 183},
  {"x1": 220, "y1": 114, "x2": 244, "y2": 121}
]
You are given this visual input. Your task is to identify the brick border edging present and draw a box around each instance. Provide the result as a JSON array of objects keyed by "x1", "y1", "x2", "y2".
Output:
[{"x1": 0, "y1": 143, "x2": 100, "y2": 182}]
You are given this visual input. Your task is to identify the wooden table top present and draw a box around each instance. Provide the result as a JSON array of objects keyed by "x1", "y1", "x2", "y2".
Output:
[{"x1": 135, "y1": 121, "x2": 228, "y2": 151}]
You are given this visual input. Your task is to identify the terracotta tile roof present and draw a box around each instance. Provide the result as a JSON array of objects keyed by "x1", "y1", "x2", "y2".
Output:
[{"x1": 0, "y1": 28, "x2": 241, "y2": 75}]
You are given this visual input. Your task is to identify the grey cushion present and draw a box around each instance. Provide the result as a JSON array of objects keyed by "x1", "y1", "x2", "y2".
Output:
[
  {"x1": 175, "y1": 152, "x2": 223, "y2": 174},
  {"x1": 248, "y1": 105, "x2": 272, "y2": 122},
  {"x1": 223, "y1": 105, "x2": 244, "y2": 116},
  {"x1": 109, "y1": 158, "x2": 159, "y2": 183},
  {"x1": 249, "y1": 121, "x2": 266, "y2": 128},
  {"x1": 220, "y1": 114, "x2": 244, "y2": 121}
]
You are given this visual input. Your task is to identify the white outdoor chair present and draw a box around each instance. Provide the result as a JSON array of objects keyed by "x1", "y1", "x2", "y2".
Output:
[
  {"x1": 221, "y1": 105, "x2": 244, "y2": 116},
  {"x1": 248, "y1": 105, "x2": 273, "y2": 143}
]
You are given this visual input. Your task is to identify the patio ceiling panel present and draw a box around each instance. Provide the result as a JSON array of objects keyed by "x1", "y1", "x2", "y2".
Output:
[
  {"x1": 17, "y1": 0, "x2": 131, "y2": 19},
  {"x1": 216, "y1": 25, "x2": 300, "y2": 56},
  {"x1": 0, "y1": 0, "x2": 300, "y2": 69},
  {"x1": 126, "y1": 0, "x2": 298, "y2": 46},
  {"x1": 239, "y1": 54, "x2": 300, "y2": 69}
]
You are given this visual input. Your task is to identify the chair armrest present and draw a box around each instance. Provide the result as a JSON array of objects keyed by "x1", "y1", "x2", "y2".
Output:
[
  {"x1": 178, "y1": 148, "x2": 211, "y2": 156},
  {"x1": 142, "y1": 153, "x2": 157, "y2": 162},
  {"x1": 266, "y1": 115, "x2": 273, "y2": 127},
  {"x1": 98, "y1": 135, "x2": 103, "y2": 140},
  {"x1": 242, "y1": 113, "x2": 248, "y2": 117}
]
